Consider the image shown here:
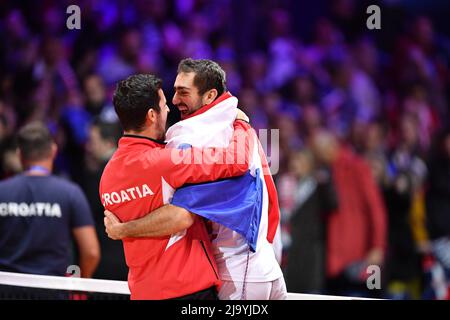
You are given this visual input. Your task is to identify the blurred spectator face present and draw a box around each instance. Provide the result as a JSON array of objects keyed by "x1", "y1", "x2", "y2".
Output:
[
  {"x1": 333, "y1": 59, "x2": 353, "y2": 88},
  {"x1": 302, "y1": 104, "x2": 322, "y2": 134},
  {"x1": 400, "y1": 114, "x2": 419, "y2": 148},
  {"x1": 43, "y1": 6, "x2": 64, "y2": 35},
  {"x1": 42, "y1": 37, "x2": 64, "y2": 66},
  {"x1": 6, "y1": 10, "x2": 28, "y2": 40},
  {"x1": 269, "y1": 9, "x2": 291, "y2": 38},
  {"x1": 2, "y1": 148, "x2": 22, "y2": 174},
  {"x1": 404, "y1": 85, "x2": 428, "y2": 114},
  {"x1": 138, "y1": 0, "x2": 168, "y2": 22},
  {"x1": 354, "y1": 38, "x2": 378, "y2": 75},
  {"x1": 240, "y1": 88, "x2": 259, "y2": 113},
  {"x1": 262, "y1": 92, "x2": 281, "y2": 116},
  {"x1": 247, "y1": 53, "x2": 267, "y2": 80},
  {"x1": 243, "y1": 53, "x2": 268, "y2": 89},
  {"x1": 187, "y1": 14, "x2": 209, "y2": 39},
  {"x1": 350, "y1": 120, "x2": 366, "y2": 151},
  {"x1": 365, "y1": 122, "x2": 384, "y2": 153},
  {"x1": 277, "y1": 115, "x2": 298, "y2": 139},
  {"x1": 162, "y1": 22, "x2": 184, "y2": 59},
  {"x1": 413, "y1": 16, "x2": 434, "y2": 47},
  {"x1": 0, "y1": 117, "x2": 6, "y2": 143},
  {"x1": 293, "y1": 76, "x2": 315, "y2": 104},
  {"x1": 444, "y1": 133, "x2": 450, "y2": 159},
  {"x1": 332, "y1": 0, "x2": 355, "y2": 19},
  {"x1": 289, "y1": 151, "x2": 313, "y2": 178},
  {"x1": 86, "y1": 125, "x2": 117, "y2": 162},
  {"x1": 315, "y1": 18, "x2": 340, "y2": 46},
  {"x1": 120, "y1": 30, "x2": 142, "y2": 63},
  {"x1": 369, "y1": 156, "x2": 386, "y2": 184},
  {"x1": 309, "y1": 130, "x2": 338, "y2": 165},
  {"x1": 84, "y1": 75, "x2": 106, "y2": 107},
  {"x1": 173, "y1": 72, "x2": 204, "y2": 117}
]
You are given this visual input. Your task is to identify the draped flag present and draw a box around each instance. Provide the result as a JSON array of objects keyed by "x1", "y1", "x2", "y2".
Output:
[{"x1": 165, "y1": 92, "x2": 280, "y2": 252}]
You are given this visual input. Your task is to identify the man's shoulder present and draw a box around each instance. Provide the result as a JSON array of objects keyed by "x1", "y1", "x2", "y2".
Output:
[
  {"x1": 105, "y1": 146, "x2": 169, "y2": 172},
  {"x1": 0, "y1": 174, "x2": 23, "y2": 187},
  {"x1": 0, "y1": 174, "x2": 82, "y2": 198},
  {"x1": 44, "y1": 175, "x2": 83, "y2": 192}
]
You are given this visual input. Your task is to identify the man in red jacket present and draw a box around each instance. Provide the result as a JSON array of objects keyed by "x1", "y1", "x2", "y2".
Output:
[
  {"x1": 310, "y1": 130, "x2": 387, "y2": 297},
  {"x1": 99, "y1": 74, "x2": 252, "y2": 299}
]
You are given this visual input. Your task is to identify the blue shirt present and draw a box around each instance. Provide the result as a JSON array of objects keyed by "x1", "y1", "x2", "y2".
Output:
[{"x1": 0, "y1": 174, "x2": 94, "y2": 276}]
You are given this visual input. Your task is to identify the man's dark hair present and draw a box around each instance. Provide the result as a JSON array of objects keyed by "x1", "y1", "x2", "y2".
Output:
[
  {"x1": 177, "y1": 58, "x2": 227, "y2": 97},
  {"x1": 113, "y1": 74, "x2": 162, "y2": 132},
  {"x1": 17, "y1": 122, "x2": 53, "y2": 161}
]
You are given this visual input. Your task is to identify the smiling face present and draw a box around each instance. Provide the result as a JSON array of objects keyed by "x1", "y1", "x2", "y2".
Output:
[{"x1": 172, "y1": 72, "x2": 205, "y2": 118}]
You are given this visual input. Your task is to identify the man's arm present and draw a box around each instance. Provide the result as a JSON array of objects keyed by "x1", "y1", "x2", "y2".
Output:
[
  {"x1": 163, "y1": 119, "x2": 254, "y2": 189},
  {"x1": 104, "y1": 205, "x2": 193, "y2": 239},
  {"x1": 72, "y1": 226, "x2": 101, "y2": 278}
]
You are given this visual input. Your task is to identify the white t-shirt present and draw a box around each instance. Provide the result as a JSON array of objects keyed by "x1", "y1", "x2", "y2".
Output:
[{"x1": 210, "y1": 171, "x2": 283, "y2": 282}]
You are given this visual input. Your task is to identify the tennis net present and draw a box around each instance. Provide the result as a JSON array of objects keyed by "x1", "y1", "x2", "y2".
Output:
[
  {"x1": 0, "y1": 271, "x2": 130, "y2": 300},
  {"x1": 0, "y1": 271, "x2": 380, "y2": 300}
]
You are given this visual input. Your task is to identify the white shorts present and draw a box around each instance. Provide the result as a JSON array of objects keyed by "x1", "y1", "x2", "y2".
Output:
[{"x1": 218, "y1": 277, "x2": 287, "y2": 300}]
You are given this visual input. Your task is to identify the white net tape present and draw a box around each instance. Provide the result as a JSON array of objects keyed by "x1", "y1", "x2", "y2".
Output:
[{"x1": 0, "y1": 271, "x2": 380, "y2": 300}]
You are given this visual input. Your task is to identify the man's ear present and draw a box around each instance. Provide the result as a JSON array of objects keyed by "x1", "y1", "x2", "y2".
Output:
[
  {"x1": 202, "y1": 89, "x2": 218, "y2": 105},
  {"x1": 146, "y1": 108, "x2": 157, "y2": 125}
]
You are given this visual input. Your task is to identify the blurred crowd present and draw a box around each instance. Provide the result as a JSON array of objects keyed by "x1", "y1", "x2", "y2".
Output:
[{"x1": 0, "y1": 0, "x2": 449, "y2": 299}]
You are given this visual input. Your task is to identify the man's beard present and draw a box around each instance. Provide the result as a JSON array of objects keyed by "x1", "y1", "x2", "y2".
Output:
[
  {"x1": 158, "y1": 131, "x2": 166, "y2": 141},
  {"x1": 177, "y1": 101, "x2": 203, "y2": 119},
  {"x1": 156, "y1": 119, "x2": 167, "y2": 141},
  {"x1": 156, "y1": 125, "x2": 166, "y2": 141}
]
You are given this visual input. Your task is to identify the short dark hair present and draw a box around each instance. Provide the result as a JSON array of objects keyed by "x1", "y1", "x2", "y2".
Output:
[
  {"x1": 112, "y1": 74, "x2": 162, "y2": 132},
  {"x1": 177, "y1": 58, "x2": 227, "y2": 97},
  {"x1": 17, "y1": 122, "x2": 53, "y2": 161}
]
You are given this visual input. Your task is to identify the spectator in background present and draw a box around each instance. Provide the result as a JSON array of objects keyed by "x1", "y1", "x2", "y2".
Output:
[
  {"x1": 425, "y1": 129, "x2": 450, "y2": 298},
  {"x1": 0, "y1": 138, "x2": 22, "y2": 180},
  {"x1": 241, "y1": 52, "x2": 270, "y2": 94},
  {"x1": 321, "y1": 54, "x2": 358, "y2": 139},
  {"x1": 383, "y1": 113, "x2": 428, "y2": 299},
  {"x1": 0, "y1": 122, "x2": 100, "y2": 279},
  {"x1": 265, "y1": 8, "x2": 299, "y2": 90},
  {"x1": 0, "y1": 114, "x2": 9, "y2": 148},
  {"x1": 402, "y1": 84, "x2": 440, "y2": 153},
  {"x1": 82, "y1": 119, "x2": 126, "y2": 281},
  {"x1": 97, "y1": 28, "x2": 142, "y2": 86},
  {"x1": 83, "y1": 74, "x2": 118, "y2": 123},
  {"x1": 309, "y1": 129, "x2": 387, "y2": 298},
  {"x1": 0, "y1": 105, "x2": 21, "y2": 179},
  {"x1": 284, "y1": 149, "x2": 337, "y2": 294}
]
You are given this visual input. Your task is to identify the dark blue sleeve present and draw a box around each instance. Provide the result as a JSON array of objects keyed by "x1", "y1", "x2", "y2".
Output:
[{"x1": 69, "y1": 184, "x2": 95, "y2": 228}]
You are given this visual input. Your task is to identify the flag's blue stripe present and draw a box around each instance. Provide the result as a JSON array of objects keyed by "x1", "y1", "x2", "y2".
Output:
[{"x1": 171, "y1": 169, "x2": 263, "y2": 252}]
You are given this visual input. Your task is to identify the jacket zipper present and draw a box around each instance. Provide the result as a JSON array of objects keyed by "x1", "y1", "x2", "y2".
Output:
[{"x1": 200, "y1": 240, "x2": 219, "y2": 279}]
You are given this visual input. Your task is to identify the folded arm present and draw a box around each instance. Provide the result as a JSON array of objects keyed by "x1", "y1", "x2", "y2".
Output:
[{"x1": 104, "y1": 204, "x2": 193, "y2": 239}]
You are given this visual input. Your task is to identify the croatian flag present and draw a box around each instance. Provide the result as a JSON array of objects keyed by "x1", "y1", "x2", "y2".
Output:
[{"x1": 166, "y1": 92, "x2": 280, "y2": 252}]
